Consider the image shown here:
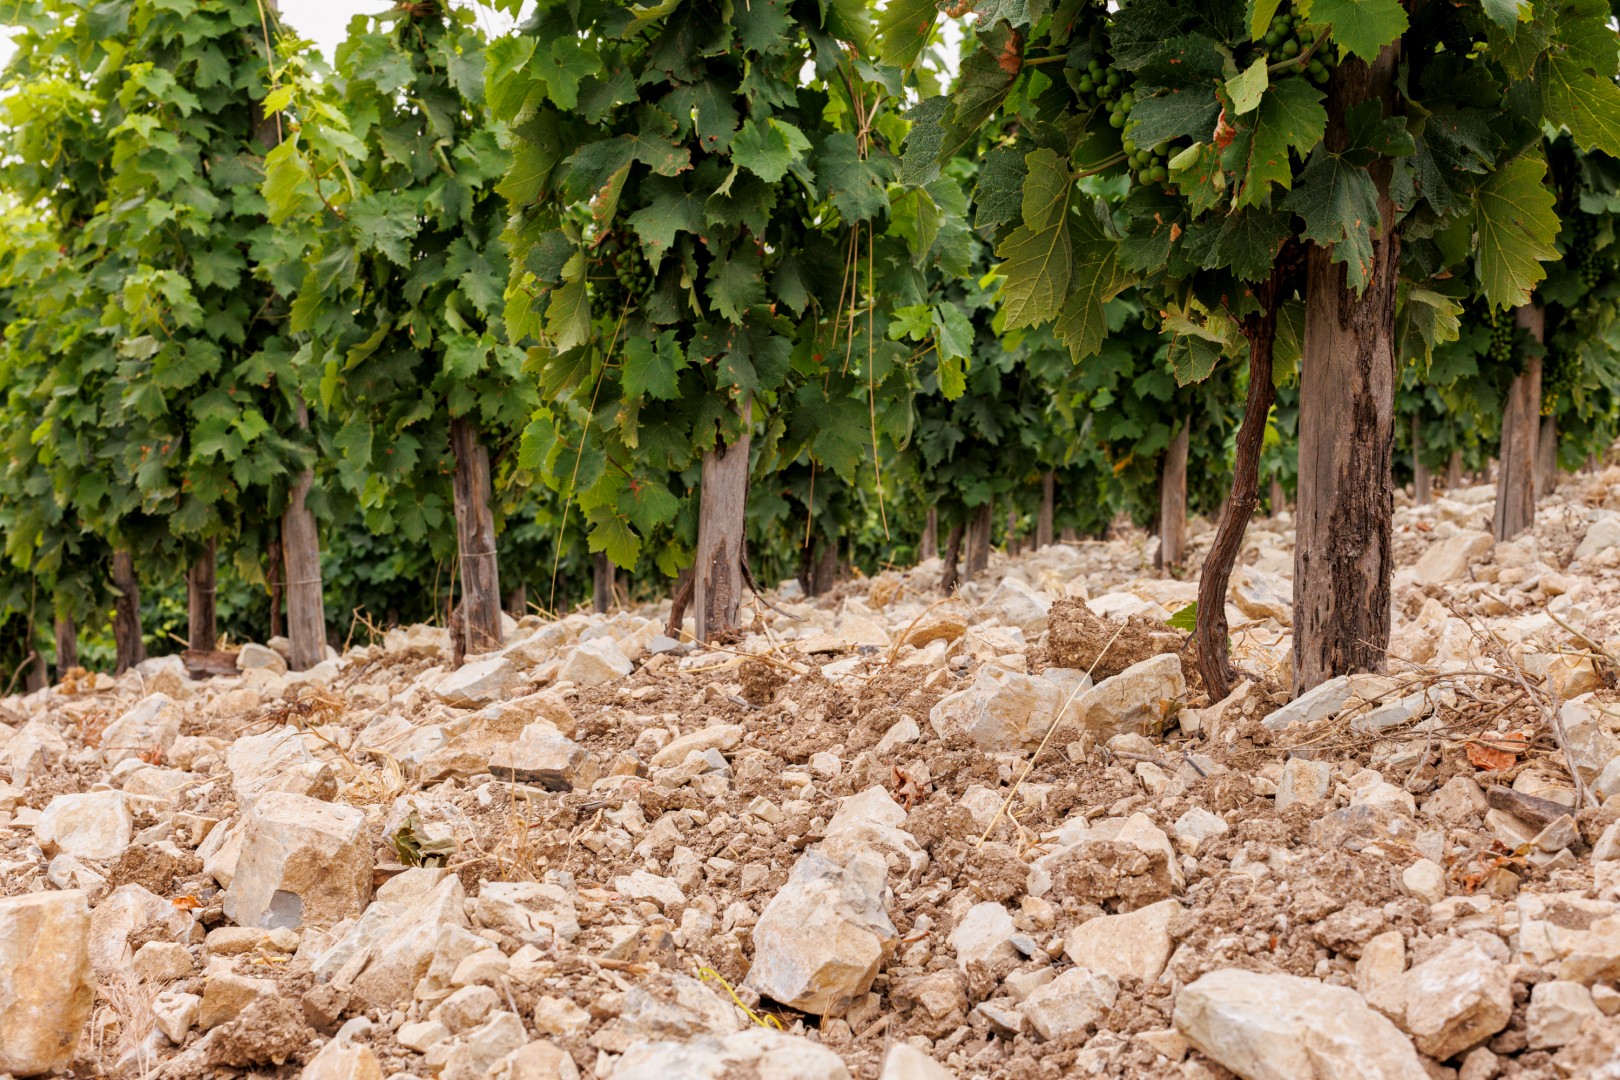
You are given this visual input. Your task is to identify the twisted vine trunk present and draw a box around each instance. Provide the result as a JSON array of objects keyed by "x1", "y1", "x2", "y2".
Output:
[
  {"x1": 112, "y1": 549, "x2": 145, "y2": 675},
  {"x1": 1293, "y1": 46, "x2": 1400, "y2": 696},
  {"x1": 188, "y1": 538, "x2": 217, "y2": 651},
  {"x1": 1412, "y1": 415, "x2": 1431, "y2": 505},
  {"x1": 1493, "y1": 305, "x2": 1543, "y2": 542},
  {"x1": 1159, "y1": 423, "x2": 1189, "y2": 571},
  {"x1": 506, "y1": 584, "x2": 527, "y2": 618},
  {"x1": 1036, "y1": 472, "x2": 1055, "y2": 548},
  {"x1": 1005, "y1": 506, "x2": 1021, "y2": 557},
  {"x1": 1196, "y1": 274, "x2": 1284, "y2": 700},
  {"x1": 693, "y1": 399, "x2": 752, "y2": 642},
  {"x1": 450, "y1": 416, "x2": 503, "y2": 655}
]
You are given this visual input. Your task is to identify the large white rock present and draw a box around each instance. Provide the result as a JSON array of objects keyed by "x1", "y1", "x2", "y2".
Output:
[
  {"x1": 1062, "y1": 898, "x2": 1180, "y2": 983},
  {"x1": 819, "y1": 787, "x2": 927, "y2": 882},
  {"x1": 1574, "y1": 511, "x2": 1620, "y2": 562},
  {"x1": 1559, "y1": 695, "x2": 1620, "y2": 782},
  {"x1": 0, "y1": 891, "x2": 94, "y2": 1077},
  {"x1": 877, "y1": 1043, "x2": 954, "y2": 1080},
  {"x1": 224, "y1": 791, "x2": 371, "y2": 930},
  {"x1": 472, "y1": 881, "x2": 580, "y2": 945},
  {"x1": 434, "y1": 656, "x2": 519, "y2": 708},
  {"x1": 744, "y1": 847, "x2": 896, "y2": 1016},
  {"x1": 559, "y1": 638, "x2": 633, "y2": 687},
  {"x1": 489, "y1": 724, "x2": 596, "y2": 791},
  {"x1": 314, "y1": 868, "x2": 470, "y2": 1005},
  {"x1": 979, "y1": 576, "x2": 1053, "y2": 633},
  {"x1": 1412, "y1": 529, "x2": 1493, "y2": 585},
  {"x1": 1365, "y1": 939, "x2": 1512, "y2": 1060},
  {"x1": 1231, "y1": 566, "x2": 1292, "y2": 625},
  {"x1": 237, "y1": 642, "x2": 288, "y2": 675},
  {"x1": 35, "y1": 790, "x2": 132, "y2": 861},
  {"x1": 300, "y1": 1039, "x2": 384, "y2": 1080},
  {"x1": 1, "y1": 720, "x2": 67, "y2": 785},
  {"x1": 610, "y1": 1029, "x2": 850, "y2": 1080},
  {"x1": 929, "y1": 666, "x2": 1072, "y2": 751},
  {"x1": 1528, "y1": 980, "x2": 1601, "y2": 1050},
  {"x1": 1175, "y1": 969, "x2": 1426, "y2": 1080},
  {"x1": 89, "y1": 884, "x2": 196, "y2": 974},
  {"x1": 226, "y1": 725, "x2": 334, "y2": 808},
  {"x1": 1021, "y1": 967, "x2": 1119, "y2": 1040},
  {"x1": 1262, "y1": 674, "x2": 1384, "y2": 731},
  {"x1": 99, "y1": 693, "x2": 183, "y2": 766},
  {"x1": 1072, "y1": 654, "x2": 1186, "y2": 740},
  {"x1": 949, "y1": 902, "x2": 1017, "y2": 972}
]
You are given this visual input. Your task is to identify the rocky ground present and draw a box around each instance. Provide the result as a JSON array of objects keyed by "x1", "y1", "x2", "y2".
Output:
[{"x1": 4, "y1": 469, "x2": 1620, "y2": 1080}]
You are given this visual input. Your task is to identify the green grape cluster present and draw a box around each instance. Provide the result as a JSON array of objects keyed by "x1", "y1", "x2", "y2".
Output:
[
  {"x1": 1570, "y1": 215, "x2": 1605, "y2": 290},
  {"x1": 589, "y1": 230, "x2": 653, "y2": 320},
  {"x1": 1077, "y1": 53, "x2": 1175, "y2": 186},
  {"x1": 1262, "y1": 10, "x2": 1332, "y2": 85},
  {"x1": 1121, "y1": 133, "x2": 1171, "y2": 186},
  {"x1": 1542, "y1": 344, "x2": 1577, "y2": 416},
  {"x1": 1485, "y1": 309, "x2": 1517, "y2": 368}
]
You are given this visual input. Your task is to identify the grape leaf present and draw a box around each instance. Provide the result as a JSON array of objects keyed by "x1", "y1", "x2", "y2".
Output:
[
  {"x1": 628, "y1": 181, "x2": 706, "y2": 270},
  {"x1": 1480, "y1": 0, "x2": 1531, "y2": 32},
  {"x1": 1126, "y1": 85, "x2": 1222, "y2": 150},
  {"x1": 1053, "y1": 205, "x2": 1129, "y2": 359},
  {"x1": 732, "y1": 117, "x2": 813, "y2": 182},
  {"x1": 1226, "y1": 56, "x2": 1268, "y2": 116},
  {"x1": 1310, "y1": 0, "x2": 1408, "y2": 63},
  {"x1": 1283, "y1": 145, "x2": 1383, "y2": 293},
  {"x1": 995, "y1": 149, "x2": 1073, "y2": 330},
  {"x1": 818, "y1": 132, "x2": 891, "y2": 222},
  {"x1": 1541, "y1": 48, "x2": 1620, "y2": 157},
  {"x1": 974, "y1": 146, "x2": 1025, "y2": 229},
  {"x1": 877, "y1": 0, "x2": 939, "y2": 68},
  {"x1": 1167, "y1": 602, "x2": 1198, "y2": 631},
  {"x1": 933, "y1": 303, "x2": 974, "y2": 361},
  {"x1": 1225, "y1": 77, "x2": 1327, "y2": 208},
  {"x1": 1473, "y1": 152, "x2": 1560, "y2": 310},
  {"x1": 621, "y1": 331, "x2": 687, "y2": 400},
  {"x1": 1180, "y1": 207, "x2": 1291, "y2": 282}
]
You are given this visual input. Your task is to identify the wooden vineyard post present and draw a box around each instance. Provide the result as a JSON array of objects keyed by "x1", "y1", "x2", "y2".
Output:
[
  {"x1": 693, "y1": 399, "x2": 753, "y2": 642},
  {"x1": 1159, "y1": 423, "x2": 1189, "y2": 570},
  {"x1": 450, "y1": 416, "x2": 503, "y2": 655},
  {"x1": 1293, "y1": 48, "x2": 1401, "y2": 696},
  {"x1": 1036, "y1": 472, "x2": 1055, "y2": 549},
  {"x1": 1412, "y1": 416, "x2": 1432, "y2": 505},
  {"x1": 593, "y1": 551, "x2": 615, "y2": 614},
  {"x1": 112, "y1": 549, "x2": 145, "y2": 674},
  {"x1": 188, "y1": 538, "x2": 217, "y2": 651},
  {"x1": 1493, "y1": 305, "x2": 1543, "y2": 541}
]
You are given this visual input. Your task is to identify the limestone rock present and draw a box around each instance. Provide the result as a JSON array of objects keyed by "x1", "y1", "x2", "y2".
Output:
[
  {"x1": 1231, "y1": 566, "x2": 1292, "y2": 625},
  {"x1": 434, "y1": 656, "x2": 519, "y2": 708},
  {"x1": 1574, "y1": 511, "x2": 1620, "y2": 562},
  {"x1": 0, "y1": 891, "x2": 94, "y2": 1077},
  {"x1": 1021, "y1": 967, "x2": 1119, "y2": 1040},
  {"x1": 744, "y1": 847, "x2": 897, "y2": 1016},
  {"x1": 1401, "y1": 859, "x2": 1446, "y2": 904},
  {"x1": 588, "y1": 971, "x2": 740, "y2": 1053},
  {"x1": 199, "y1": 968, "x2": 277, "y2": 1029},
  {"x1": 224, "y1": 791, "x2": 371, "y2": 930},
  {"x1": 472, "y1": 881, "x2": 580, "y2": 945},
  {"x1": 1559, "y1": 695, "x2": 1620, "y2": 782},
  {"x1": 489, "y1": 724, "x2": 596, "y2": 791},
  {"x1": 818, "y1": 786, "x2": 927, "y2": 882},
  {"x1": 237, "y1": 642, "x2": 288, "y2": 675},
  {"x1": 558, "y1": 638, "x2": 633, "y2": 687},
  {"x1": 610, "y1": 1029, "x2": 851, "y2": 1080},
  {"x1": 949, "y1": 902, "x2": 1017, "y2": 972},
  {"x1": 1175, "y1": 968, "x2": 1426, "y2": 1080},
  {"x1": 1072, "y1": 654, "x2": 1185, "y2": 740},
  {"x1": 153, "y1": 990, "x2": 200, "y2": 1044},
  {"x1": 99, "y1": 692, "x2": 183, "y2": 765},
  {"x1": 980, "y1": 576, "x2": 1053, "y2": 633},
  {"x1": 1365, "y1": 939, "x2": 1512, "y2": 1060},
  {"x1": 1062, "y1": 898, "x2": 1180, "y2": 983},
  {"x1": 227, "y1": 725, "x2": 334, "y2": 808},
  {"x1": 878, "y1": 1043, "x2": 954, "y2": 1080},
  {"x1": 440, "y1": 1011, "x2": 527, "y2": 1080},
  {"x1": 928, "y1": 665, "x2": 1069, "y2": 751},
  {"x1": 89, "y1": 884, "x2": 197, "y2": 973},
  {"x1": 2, "y1": 719, "x2": 67, "y2": 785},
  {"x1": 36, "y1": 790, "x2": 132, "y2": 860},
  {"x1": 1172, "y1": 808, "x2": 1228, "y2": 855},
  {"x1": 490, "y1": 1040, "x2": 580, "y2": 1080},
  {"x1": 1528, "y1": 980, "x2": 1600, "y2": 1050},
  {"x1": 1262, "y1": 674, "x2": 1381, "y2": 731},
  {"x1": 1413, "y1": 529, "x2": 1493, "y2": 585},
  {"x1": 313, "y1": 868, "x2": 469, "y2": 1005},
  {"x1": 1275, "y1": 758, "x2": 1331, "y2": 810},
  {"x1": 649, "y1": 725, "x2": 744, "y2": 769},
  {"x1": 300, "y1": 1040, "x2": 384, "y2": 1080}
]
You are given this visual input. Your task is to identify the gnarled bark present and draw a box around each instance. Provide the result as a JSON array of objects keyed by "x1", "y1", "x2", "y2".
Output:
[
  {"x1": 964, "y1": 498, "x2": 994, "y2": 580},
  {"x1": 1036, "y1": 472, "x2": 1055, "y2": 548},
  {"x1": 1493, "y1": 305, "x2": 1543, "y2": 542},
  {"x1": 450, "y1": 417, "x2": 503, "y2": 655},
  {"x1": 941, "y1": 523, "x2": 964, "y2": 595},
  {"x1": 1293, "y1": 46, "x2": 1400, "y2": 696}
]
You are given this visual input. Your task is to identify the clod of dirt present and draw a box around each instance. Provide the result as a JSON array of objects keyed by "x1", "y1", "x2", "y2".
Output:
[
  {"x1": 1044, "y1": 599, "x2": 1186, "y2": 683},
  {"x1": 204, "y1": 996, "x2": 311, "y2": 1068}
]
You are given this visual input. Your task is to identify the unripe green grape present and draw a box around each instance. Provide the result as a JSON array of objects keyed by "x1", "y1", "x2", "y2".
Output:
[
  {"x1": 1149, "y1": 164, "x2": 1167, "y2": 182},
  {"x1": 1106, "y1": 71, "x2": 1121, "y2": 88},
  {"x1": 1282, "y1": 39, "x2": 1299, "y2": 57},
  {"x1": 1109, "y1": 110, "x2": 1126, "y2": 128},
  {"x1": 1119, "y1": 92, "x2": 1134, "y2": 111},
  {"x1": 1098, "y1": 83, "x2": 1114, "y2": 100},
  {"x1": 1078, "y1": 75, "x2": 1094, "y2": 93}
]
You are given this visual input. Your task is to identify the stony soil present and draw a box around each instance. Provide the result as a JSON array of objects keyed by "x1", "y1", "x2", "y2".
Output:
[{"x1": 4, "y1": 468, "x2": 1620, "y2": 1080}]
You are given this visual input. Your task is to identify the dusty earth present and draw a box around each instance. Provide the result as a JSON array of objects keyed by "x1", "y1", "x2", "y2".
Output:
[{"x1": 4, "y1": 465, "x2": 1620, "y2": 1080}]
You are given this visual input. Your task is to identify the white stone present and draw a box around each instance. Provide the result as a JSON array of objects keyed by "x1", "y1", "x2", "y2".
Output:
[
  {"x1": 313, "y1": 868, "x2": 470, "y2": 1005},
  {"x1": 300, "y1": 1040, "x2": 384, "y2": 1080},
  {"x1": 559, "y1": 638, "x2": 633, "y2": 687},
  {"x1": 1527, "y1": 980, "x2": 1600, "y2": 1050},
  {"x1": 488, "y1": 1040, "x2": 580, "y2": 1080},
  {"x1": 435, "y1": 656, "x2": 519, "y2": 707},
  {"x1": 1231, "y1": 566, "x2": 1292, "y2": 625},
  {"x1": 153, "y1": 990, "x2": 200, "y2": 1044},
  {"x1": 1574, "y1": 511, "x2": 1620, "y2": 561},
  {"x1": 237, "y1": 642, "x2": 288, "y2": 675},
  {"x1": 224, "y1": 791, "x2": 372, "y2": 930},
  {"x1": 1413, "y1": 529, "x2": 1493, "y2": 584},
  {"x1": 1062, "y1": 899, "x2": 1180, "y2": 983},
  {"x1": 226, "y1": 724, "x2": 334, "y2": 808},
  {"x1": 1172, "y1": 808, "x2": 1228, "y2": 855},
  {"x1": 980, "y1": 576, "x2": 1053, "y2": 633},
  {"x1": 99, "y1": 692, "x2": 183, "y2": 765},
  {"x1": 1401, "y1": 859, "x2": 1446, "y2": 904},
  {"x1": 744, "y1": 847, "x2": 896, "y2": 1016},
  {"x1": 610, "y1": 1029, "x2": 851, "y2": 1080},
  {"x1": 1559, "y1": 695, "x2": 1620, "y2": 782},
  {"x1": 1356, "y1": 931, "x2": 1407, "y2": 996},
  {"x1": 1021, "y1": 966, "x2": 1119, "y2": 1040},
  {"x1": 489, "y1": 724, "x2": 596, "y2": 791},
  {"x1": 1073, "y1": 654, "x2": 1186, "y2": 740},
  {"x1": 1263, "y1": 674, "x2": 1376, "y2": 731},
  {"x1": 949, "y1": 902, "x2": 1017, "y2": 972},
  {"x1": 36, "y1": 790, "x2": 132, "y2": 861},
  {"x1": 878, "y1": 1042, "x2": 954, "y2": 1080},
  {"x1": 819, "y1": 787, "x2": 927, "y2": 881},
  {"x1": 649, "y1": 725, "x2": 744, "y2": 768},
  {"x1": 0, "y1": 891, "x2": 94, "y2": 1076},
  {"x1": 1365, "y1": 939, "x2": 1512, "y2": 1060},
  {"x1": 474, "y1": 881, "x2": 580, "y2": 944},
  {"x1": 928, "y1": 665, "x2": 1069, "y2": 751},
  {"x1": 1175, "y1": 969, "x2": 1426, "y2": 1080},
  {"x1": 1275, "y1": 758, "x2": 1331, "y2": 810}
]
